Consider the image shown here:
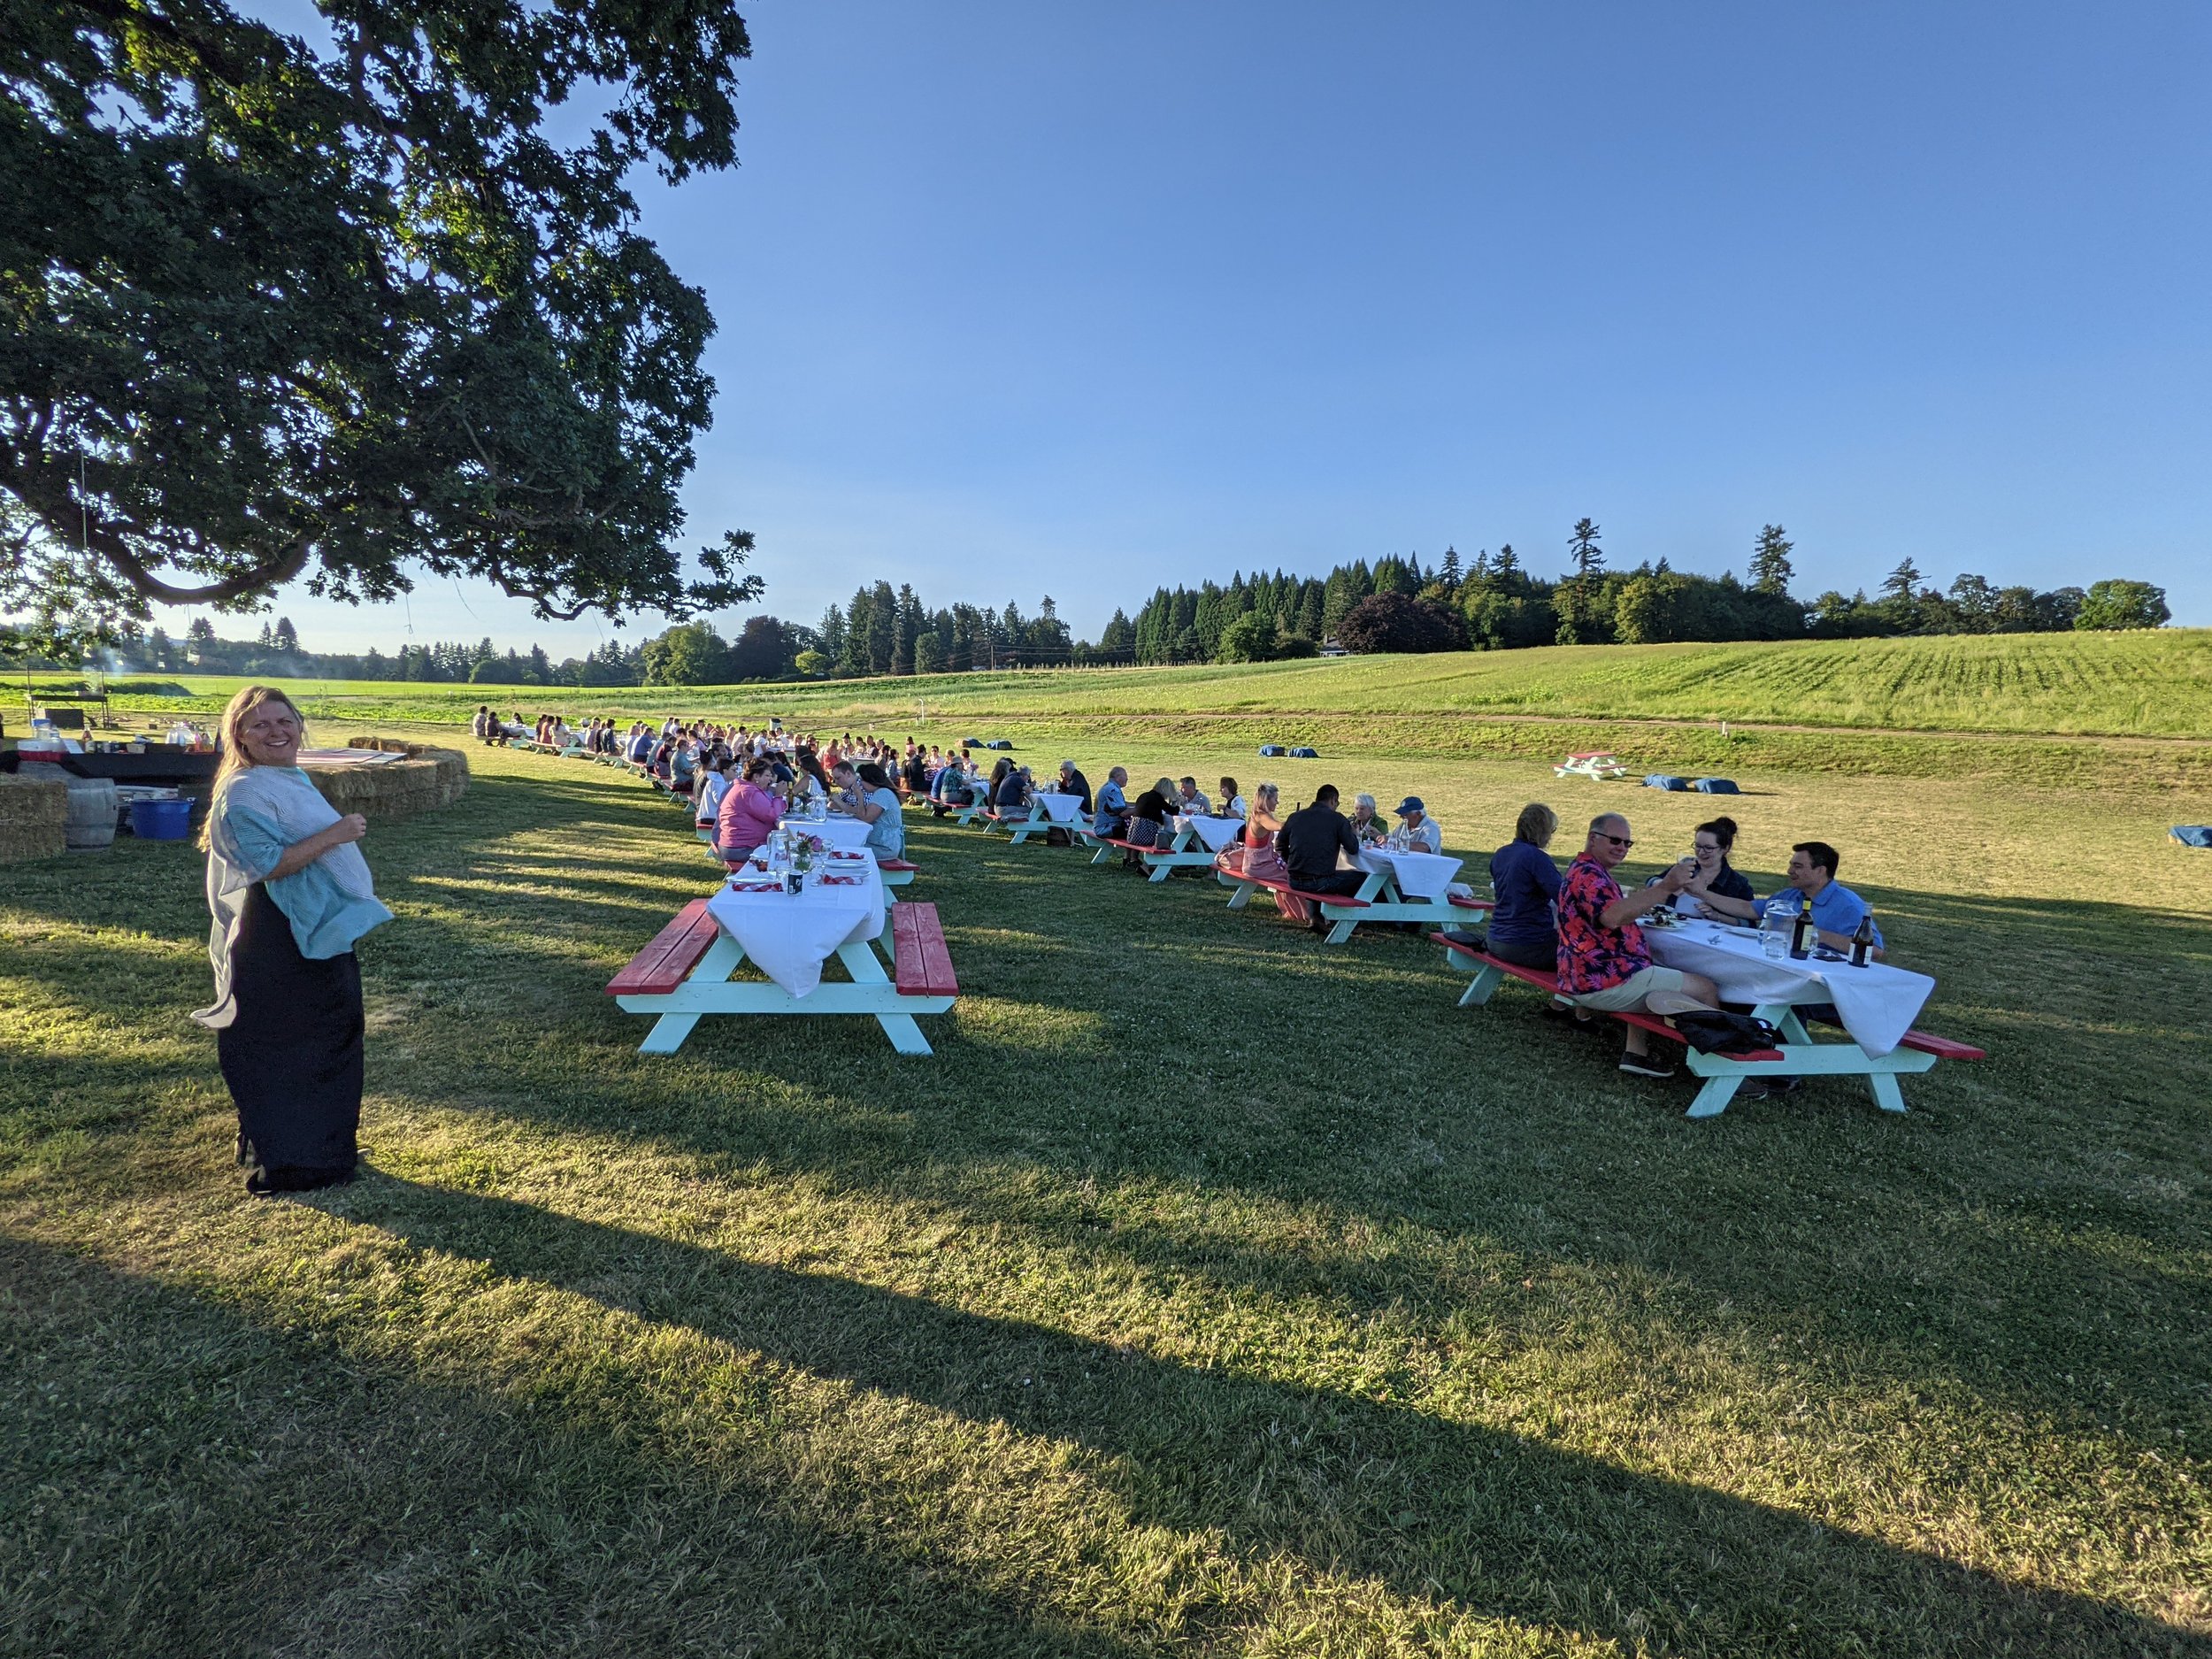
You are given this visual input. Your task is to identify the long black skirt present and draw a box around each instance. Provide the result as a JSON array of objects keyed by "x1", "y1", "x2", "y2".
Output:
[{"x1": 217, "y1": 883, "x2": 364, "y2": 1177}]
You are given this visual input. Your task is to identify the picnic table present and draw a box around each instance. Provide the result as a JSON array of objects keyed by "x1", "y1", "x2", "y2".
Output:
[
  {"x1": 1442, "y1": 915, "x2": 1973, "y2": 1118},
  {"x1": 1307, "y1": 845, "x2": 1469, "y2": 943},
  {"x1": 1644, "y1": 918, "x2": 1933, "y2": 1057},
  {"x1": 1555, "y1": 751, "x2": 1628, "y2": 780},
  {"x1": 1087, "y1": 818, "x2": 1220, "y2": 882},
  {"x1": 605, "y1": 848, "x2": 956, "y2": 1056},
  {"x1": 994, "y1": 790, "x2": 1087, "y2": 846}
]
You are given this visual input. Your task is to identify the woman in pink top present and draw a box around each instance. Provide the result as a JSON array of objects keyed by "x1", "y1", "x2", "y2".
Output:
[{"x1": 715, "y1": 757, "x2": 784, "y2": 865}]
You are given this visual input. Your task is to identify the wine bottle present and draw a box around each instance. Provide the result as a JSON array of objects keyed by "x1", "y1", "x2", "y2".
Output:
[
  {"x1": 1849, "y1": 911, "x2": 1874, "y2": 967},
  {"x1": 1788, "y1": 905, "x2": 1813, "y2": 960}
]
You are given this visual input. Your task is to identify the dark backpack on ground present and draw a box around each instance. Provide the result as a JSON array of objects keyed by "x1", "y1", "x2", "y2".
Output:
[{"x1": 1670, "y1": 1010, "x2": 1781, "y2": 1055}]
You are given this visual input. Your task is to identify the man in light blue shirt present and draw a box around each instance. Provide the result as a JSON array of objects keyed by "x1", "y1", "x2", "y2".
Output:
[
  {"x1": 1700, "y1": 840, "x2": 1884, "y2": 956},
  {"x1": 1093, "y1": 766, "x2": 1130, "y2": 835}
]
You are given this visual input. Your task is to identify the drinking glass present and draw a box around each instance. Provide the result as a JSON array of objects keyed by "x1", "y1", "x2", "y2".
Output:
[{"x1": 1762, "y1": 910, "x2": 1793, "y2": 960}]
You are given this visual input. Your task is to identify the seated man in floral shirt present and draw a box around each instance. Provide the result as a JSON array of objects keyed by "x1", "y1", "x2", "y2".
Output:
[{"x1": 1555, "y1": 813, "x2": 1719, "y2": 1079}]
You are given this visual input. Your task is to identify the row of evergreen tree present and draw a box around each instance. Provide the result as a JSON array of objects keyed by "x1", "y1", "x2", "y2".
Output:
[
  {"x1": 1124, "y1": 522, "x2": 2168, "y2": 663},
  {"x1": 43, "y1": 522, "x2": 2172, "y2": 687}
]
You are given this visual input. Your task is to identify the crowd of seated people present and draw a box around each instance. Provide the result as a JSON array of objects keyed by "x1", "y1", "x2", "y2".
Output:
[
  {"x1": 511, "y1": 713, "x2": 1901, "y2": 1093},
  {"x1": 1479, "y1": 803, "x2": 1886, "y2": 1084}
]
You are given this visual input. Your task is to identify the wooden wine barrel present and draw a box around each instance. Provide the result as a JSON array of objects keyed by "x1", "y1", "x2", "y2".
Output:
[{"x1": 64, "y1": 775, "x2": 119, "y2": 851}]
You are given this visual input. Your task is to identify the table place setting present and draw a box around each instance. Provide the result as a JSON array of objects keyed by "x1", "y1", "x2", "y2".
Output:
[{"x1": 1642, "y1": 917, "x2": 1935, "y2": 1057}]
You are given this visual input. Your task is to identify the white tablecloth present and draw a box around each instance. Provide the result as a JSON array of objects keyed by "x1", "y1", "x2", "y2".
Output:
[
  {"x1": 707, "y1": 849, "x2": 886, "y2": 996},
  {"x1": 1173, "y1": 814, "x2": 1245, "y2": 853},
  {"x1": 1645, "y1": 919, "x2": 1934, "y2": 1057},
  {"x1": 1356, "y1": 847, "x2": 1465, "y2": 900},
  {"x1": 1035, "y1": 791, "x2": 1087, "y2": 825},
  {"x1": 783, "y1": 814, "x2": 874, "y2": 853}
]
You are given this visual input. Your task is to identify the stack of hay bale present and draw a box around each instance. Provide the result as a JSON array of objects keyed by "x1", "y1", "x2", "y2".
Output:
[
  {"x1": 299, "y1": 739, "x2": 469, "y2": 820},
  {"x1": 0, "y1": 769, "x2": 68, "y2": 864}
]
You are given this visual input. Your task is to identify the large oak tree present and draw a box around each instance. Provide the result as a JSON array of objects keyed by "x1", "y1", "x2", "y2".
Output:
[{"x1": 1, "y1": 0, "x2": 760, "y2": 653}]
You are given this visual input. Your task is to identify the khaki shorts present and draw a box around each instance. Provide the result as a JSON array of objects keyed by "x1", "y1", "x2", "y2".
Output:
[{"x1": 1571, "y1": 964, "x2": 1688, "y2": 1012}]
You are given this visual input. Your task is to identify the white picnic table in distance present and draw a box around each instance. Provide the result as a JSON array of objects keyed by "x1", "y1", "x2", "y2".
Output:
[
  {"x1": 1354, "y1": 846, "x2": 1462, "y2": 901},
  {"x1": 1034, "y1": 791, "x2": 1087, "y2": 825},
  {"x1": 1644, "y1": 918, "x2": 1933, "y2": 1058},
  {"x1": 1179, "y1": 814, "x2": 1244, "y2": 854},
  {"x1": 1291, "y1": 845, "x2": 1467, "y2": 943}
]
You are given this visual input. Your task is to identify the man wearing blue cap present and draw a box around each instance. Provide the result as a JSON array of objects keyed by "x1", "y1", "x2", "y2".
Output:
[{"x1": 1394, "y1": 796, "x2": 1442, "y2": 854}]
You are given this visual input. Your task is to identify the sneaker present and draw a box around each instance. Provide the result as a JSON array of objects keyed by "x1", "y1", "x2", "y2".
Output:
[
  {"x1": 1618, "y1": 1056, "x2": 1677, "y2": 1079},
  {"x1": 1738, "y1": 1077, "x2": 1803, "y2": 1101}
]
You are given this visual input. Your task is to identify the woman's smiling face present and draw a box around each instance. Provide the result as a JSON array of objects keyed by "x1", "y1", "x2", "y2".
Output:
[{"x1": 239, "y1": 700, "x2": 302, "y2": 766}]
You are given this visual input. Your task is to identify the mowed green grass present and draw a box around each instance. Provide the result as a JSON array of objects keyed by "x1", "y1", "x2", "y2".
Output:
[
  {"x1": 43, "y1": 627, "x2": 2212, "y2": 740},
  {"x1": 2, "y1": 734, "x2": 2207, "y2": 1656}
]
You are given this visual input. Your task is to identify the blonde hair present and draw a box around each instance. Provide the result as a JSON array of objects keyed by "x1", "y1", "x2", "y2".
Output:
[
  {"x1": 201, "y1": 685, "x2": 308, "y2": 849},
  {"x1": 1515, "y1": 803, "x2": 1558, "y2": 846}
]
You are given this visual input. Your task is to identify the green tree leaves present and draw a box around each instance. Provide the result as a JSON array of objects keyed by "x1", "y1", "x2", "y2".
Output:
[{"x1": 1, "y1": 0, "x2": 760, "y2": 636}]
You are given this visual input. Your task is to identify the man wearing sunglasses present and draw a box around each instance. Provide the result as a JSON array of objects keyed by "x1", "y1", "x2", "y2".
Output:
[{"x1": 1555, "y1": 813, "x2": 1718, "y2": 1079}]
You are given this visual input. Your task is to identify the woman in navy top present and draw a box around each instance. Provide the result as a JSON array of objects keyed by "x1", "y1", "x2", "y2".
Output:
[
  {"x1": 1691, "y1": 816, "x2": 1756, "y2": 904},
  {"x1": 1486, "y1": 803, "x2": 1564, "y2": 971}
]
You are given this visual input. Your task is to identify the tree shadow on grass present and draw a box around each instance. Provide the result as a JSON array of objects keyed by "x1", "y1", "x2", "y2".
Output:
[
  {"x1": 9, "y1": 855, "x2": 2207, "y2": 1459},
  {"x1": 9, "y1": 773, "x2": 2208, "y2": 1492},
  {"x1": 0, "y1": 1234, "x2": 1154, "y2": 1659},
  {"x1": 331, "y1": 1176, "x2": 2208, "y2": 1659}
]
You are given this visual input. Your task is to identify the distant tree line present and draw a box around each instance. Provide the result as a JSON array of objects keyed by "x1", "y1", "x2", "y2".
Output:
[
  {"x1": 1120, "y1": 523, "x2": 2170, "y2": 662},
  {"x1": 13, "y1": 524, "x2": 2173, "y2": 684}
]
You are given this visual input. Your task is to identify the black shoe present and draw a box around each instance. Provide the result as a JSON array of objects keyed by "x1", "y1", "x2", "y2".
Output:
[
  {"x1": 246, "y1": 1164, "x2": 357, "y2": 1196},
  {"x1": 1738, "y1": 1077, "x2": 1804, "y2": 1101},
  {"x1": 1618, "y1": 1056, "x2": 1677, "y2": 1079}
]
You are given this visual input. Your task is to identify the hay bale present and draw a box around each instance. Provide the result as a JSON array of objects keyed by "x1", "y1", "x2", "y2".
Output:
[
  {"x1": 300, "y1": 748, "x2": 468, "y2": 822},
  {"x1": 0, "y1": 771, "x2": 68, "y2": 864}
]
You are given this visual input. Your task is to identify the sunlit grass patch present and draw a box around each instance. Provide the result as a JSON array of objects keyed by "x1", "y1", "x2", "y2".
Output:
[{"x1": 0, "y1": 734, "x2": 2206, "y2": 1655}]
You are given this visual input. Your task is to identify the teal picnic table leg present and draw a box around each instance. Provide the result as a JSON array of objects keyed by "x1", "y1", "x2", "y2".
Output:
[
  {"x1": 1322, "y1": 871, "x2": 1393, "y2": 944},
  {"x1": 1685, "y1": 1074, "x2": 1747, "y2": 1119},
  {"x1": 838, "y1": 939, "x2": 933, "y2": 1056},
  {"x1": 1865, "y1": 1071, "x2": 1909, "y2": 1114},
  {"x1": 1145, "y1": 827, "x2": 1199, "y2": 883},
  {"x1": 1454, "y1": 958, "x2": 1506, "y2": 1007},
  {"x1": 1220, "y1": 872, "x2": 1257, "y2": 910},
  {"x1": 1090, "y1": 839, "x2": 1118, "y2": 866},
  {"x1": 639, "y1": 933, "x2": 744, "y2": 1055}
]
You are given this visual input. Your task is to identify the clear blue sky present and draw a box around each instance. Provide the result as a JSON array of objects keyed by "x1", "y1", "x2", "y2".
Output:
[{"x1": 196, "y1": 1, "x2": 2212, "y2": 652}]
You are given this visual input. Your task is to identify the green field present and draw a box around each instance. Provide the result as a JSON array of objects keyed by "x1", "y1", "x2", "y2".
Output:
[
  {"x1": 3, "y1": 710, "x2": 2208, "y2": 1654},
  {"x1": 23, "y1": 627, "x2": 2212, "y2": 738}
]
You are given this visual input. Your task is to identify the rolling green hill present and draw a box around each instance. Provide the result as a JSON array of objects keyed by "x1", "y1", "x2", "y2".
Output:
[{"x1": 26, "y1": 629, "x2": 2209, "y2": 741}]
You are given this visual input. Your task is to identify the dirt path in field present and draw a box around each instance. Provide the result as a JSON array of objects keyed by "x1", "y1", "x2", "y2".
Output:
[{"x1": 909, "y1": 708, "x2": 2212, "y2": 749}]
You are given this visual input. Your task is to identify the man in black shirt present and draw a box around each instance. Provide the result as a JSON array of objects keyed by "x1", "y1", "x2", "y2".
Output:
[
  {"x1": 1276, "y1": 785, "x2": 1366, "y2": 900},
  {"x1": 1055, "y1": 758, "x2": 1093, "y2": 812}
]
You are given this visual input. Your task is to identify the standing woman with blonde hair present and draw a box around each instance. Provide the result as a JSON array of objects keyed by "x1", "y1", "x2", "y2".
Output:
[{"x1": 194, "y1": 687, "x2": 391, "y2": 1194}]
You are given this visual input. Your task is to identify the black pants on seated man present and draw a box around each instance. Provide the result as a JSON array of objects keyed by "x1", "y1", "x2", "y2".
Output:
[
  {"x1": 1287, "y1": 868, "x2": 1365, "y2": 898},
  {"x1": 1486, "y1": 934, "x2": 1557, "y2": 972}
]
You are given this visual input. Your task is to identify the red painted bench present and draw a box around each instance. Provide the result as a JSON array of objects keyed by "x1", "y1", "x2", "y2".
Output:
[
  {"x1": 1428, "y1": 932, "x2": 1781, "y2": 1060},
  {"x1": 1216, "y1": 868, "x2": 1375, "y2": 927},
  {"x1": 890, "y1": 902, "x2": 960, "y2": 997},
  {"x1": 606, "y1": 899, "x2": 721, "y2": 997},
  {"x1": 1899, "y1": 1030, "x2": 1987, "y2": 1062}
]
